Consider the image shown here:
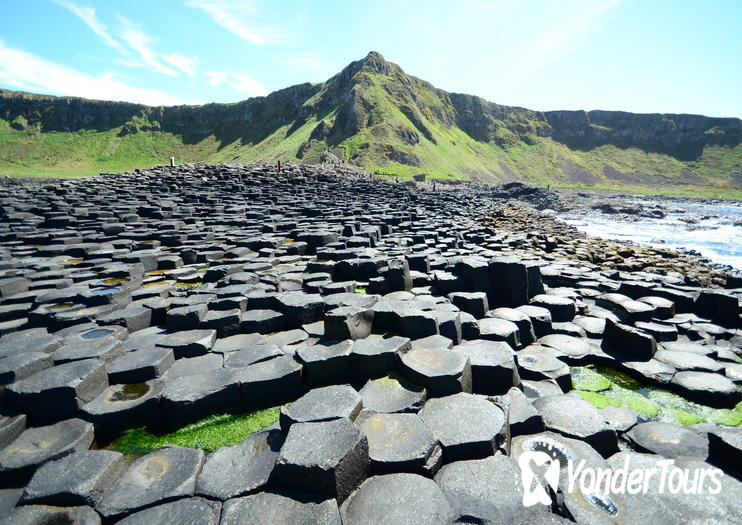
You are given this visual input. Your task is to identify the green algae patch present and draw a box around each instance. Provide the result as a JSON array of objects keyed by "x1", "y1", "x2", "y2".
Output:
[
  {"x1": 625, "y1": 396, "x2": 661, "y2": 419},
  {"x1": 110, "y1": 408, "x2": 280, "y2": 457},
  {"x1": 571, "y1": 367, "x2": 612, "y2": 392},
  {"x1": 570, "y1": 365, "x2": 740, "y2": 427},
  {"x1": 578, "y1": 391, "x2": 621, "y2": 409},
  {"x1": 708, "y1": 409, "x2": 742, "y2": 427},
  {"x1": 354, "y1": 286, "x2": 367, "y2": 295}
]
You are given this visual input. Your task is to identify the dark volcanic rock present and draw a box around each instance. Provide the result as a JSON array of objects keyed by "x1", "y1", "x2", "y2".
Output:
[
  {"x1": 97, "y1": 445, "x2": 205, "y2": 520},
  {"x1": 339, "y1": 473, "x2": 456, "y2": 525},
  {"x1": 274, "y1": 418, "x2": 369, "y2": 501}
]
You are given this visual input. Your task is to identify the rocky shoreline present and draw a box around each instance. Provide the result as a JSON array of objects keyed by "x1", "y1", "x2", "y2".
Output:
[{"x1": 0, "y1": 164, "x2": 739, "y2": 523}]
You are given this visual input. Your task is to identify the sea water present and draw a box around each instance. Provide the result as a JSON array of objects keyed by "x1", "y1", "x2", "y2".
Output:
[{"x1": 562, "y1": 200, "x2": 742, "y2": 270}]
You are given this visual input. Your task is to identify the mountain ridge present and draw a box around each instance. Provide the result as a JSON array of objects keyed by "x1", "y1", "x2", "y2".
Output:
[{"x1": 1, "y1": 51, "x2": 740, "y2": 191}]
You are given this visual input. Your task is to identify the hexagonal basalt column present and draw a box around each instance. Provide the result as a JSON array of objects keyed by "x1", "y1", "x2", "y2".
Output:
[
  {"x1": 279, "y1": 384, "x2": 362, "y2": 432},
  {"x1": 20, "y1": 450, "x2": 125, "y2": 507},
  {"x1": 274, "y1": 418, "x2": 369, "y2": 501},
  {"x1": 357, "y1": 412, "x2": 442, "y2": 475},
  {"x1": 196, "y1": 429, "x2": 284, "y2": 501},
  {"x1": 340, "y1": 473, "x2": 456, "y2": 525},
  {"x1": 5, "y1": 359, "x2": 108, "y2": 423},
  {"x1": 419, "y1": 393, "x2": 507, "y2": 461},
  {"x1": 399, "y1": 346, "x2": 471, "y2": 397},
  {"x1": 97, "y1": 445, "x2": 205, "y2": 521},
  {"x1": 0, "y1": 418, "x2": 94, "y2": 482}
]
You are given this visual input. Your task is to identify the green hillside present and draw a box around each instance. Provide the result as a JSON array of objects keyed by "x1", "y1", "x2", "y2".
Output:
[{"x1": 1, "y1": 52, "x2": 741, "y2": 195}]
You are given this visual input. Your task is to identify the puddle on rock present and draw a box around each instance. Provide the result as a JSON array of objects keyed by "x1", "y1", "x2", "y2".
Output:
[
  {"x1": 90, "y1": 287, "x2": 120, "y2": 295},
  {"x1": 82, "y1": 328, "x2": 114, "y2": 339},
  {"x1": 110, "y1": 383, "x2": 151, "y2": 402}
]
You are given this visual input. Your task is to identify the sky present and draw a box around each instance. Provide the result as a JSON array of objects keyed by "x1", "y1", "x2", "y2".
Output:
[{"x1": 1, "y1": 0, "x2": 740, "y2": 117}]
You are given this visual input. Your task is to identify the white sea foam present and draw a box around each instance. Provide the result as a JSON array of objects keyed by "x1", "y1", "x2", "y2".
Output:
[{"x1": 563, "y1": 203, "x2": 742, "y2": 270}]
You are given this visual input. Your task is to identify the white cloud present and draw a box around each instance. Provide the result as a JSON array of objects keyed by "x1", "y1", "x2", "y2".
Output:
[
  {"x1": 206, "y1": 71, "x2": 268, "y2": 97},
  {"x1": 162, "y1": 54, "x2": 198, "y2": 77},
  {"x1": 186, "y1": 0, "x2": 286, "y2": 45},
  {"x1": 52, "y1": 0, "x2": 128, "y2": 54},
  {"x1": 513, "y1": 0, "x2": 623, "y2": 86},
  {"x1": 54, "y1": 2, "x2": 200, "y2": 79},
  {"x1": 117, "y1": 16, "x2": 180, "y2": 77},
  {"x1": 0, "y1": 41, "x2": 186, "y2": 106}
]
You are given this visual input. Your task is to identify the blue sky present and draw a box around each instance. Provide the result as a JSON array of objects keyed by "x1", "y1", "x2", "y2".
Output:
[{"x1": 1, "y1": 0, "x2": 740, "y2": 117}]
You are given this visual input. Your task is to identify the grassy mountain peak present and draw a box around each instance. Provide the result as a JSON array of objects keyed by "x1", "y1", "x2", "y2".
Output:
[{"x1": 1, "y1": 51, "x2": 740, "y2": 195}]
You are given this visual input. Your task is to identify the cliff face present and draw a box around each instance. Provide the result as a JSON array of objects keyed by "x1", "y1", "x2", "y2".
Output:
[
  {"x1": 1, "y1": 83, "x2": 320, "y2": 145},
  {"x1": 1, "y1": 52, "x2": 740, "y2": 189},
  {"x1": 544, "y1": 110, "x2": 741, "y2": 161}
]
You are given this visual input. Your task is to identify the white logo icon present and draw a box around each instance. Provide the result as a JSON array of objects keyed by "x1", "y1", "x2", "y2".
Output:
[{"x1": 519, "y1": 451, "x2": 561, "y2": 507}]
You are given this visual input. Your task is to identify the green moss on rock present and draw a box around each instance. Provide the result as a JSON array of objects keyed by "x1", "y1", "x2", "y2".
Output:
[
  {"x1": 577, "y1": 391, "x2": 622, "y2": 409},
  {"x1": 110, "y1": 407, "x2": 280, "y2": 456},
  {"x1": 571, "y1": 367, "x2": 612, "y2": 392}
]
